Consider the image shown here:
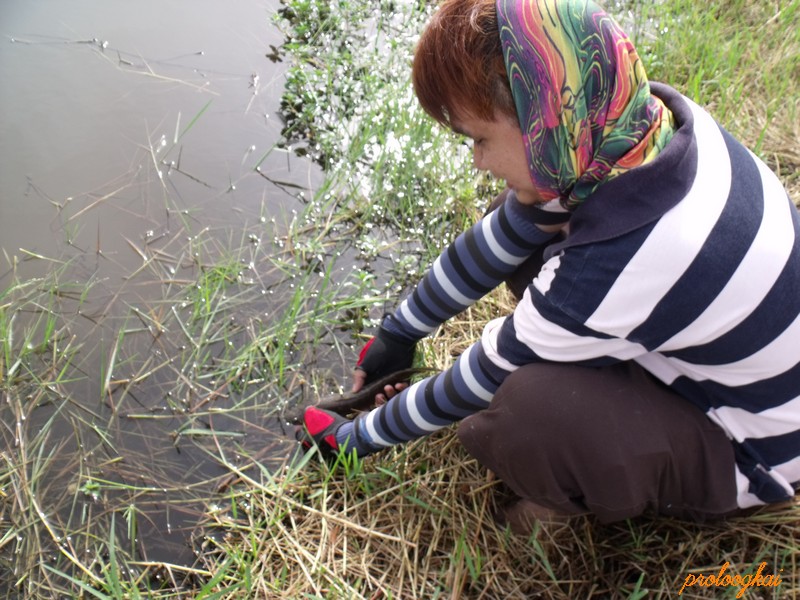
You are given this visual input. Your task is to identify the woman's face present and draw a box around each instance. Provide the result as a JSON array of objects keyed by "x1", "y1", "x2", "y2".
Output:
[{"x1": 451, "y1": 113, "x2": 541, "y2": 205}]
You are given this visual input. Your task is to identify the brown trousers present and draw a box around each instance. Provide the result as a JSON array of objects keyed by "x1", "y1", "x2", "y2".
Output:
[
  {"x1": 457, "y1": 361, "x2": 740, "y2": 523},
  {"x1": 457, "y1": 191, "x2": 740, "y2": 523}
]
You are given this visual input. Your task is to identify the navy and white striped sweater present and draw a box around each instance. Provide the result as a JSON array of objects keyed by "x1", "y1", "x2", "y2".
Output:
[{"x1": 337, "y1": 84, "x2": 800, "y2": 508}]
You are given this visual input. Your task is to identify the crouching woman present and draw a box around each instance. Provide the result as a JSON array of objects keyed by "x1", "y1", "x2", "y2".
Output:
[{"x1": 301, "y1": 0, "x2": 800, "y2": 525}]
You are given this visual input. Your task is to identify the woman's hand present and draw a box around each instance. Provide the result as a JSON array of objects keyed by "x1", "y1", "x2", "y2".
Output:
[
  {"x1": 352, "y1": 321, "x2": 416, "y2": 392},
  {"x1": 373, "y1": 381, "x2": 409, "y2": 405},
  {"x1": 352, "y1": 368, "x2": 368, "y2": 393},
  {"x1": 298, "y1": 404, "x2": 386, "y2": 458},
  {"x1": 351, "y1": 370, "x2": 410, "y2": 398}
]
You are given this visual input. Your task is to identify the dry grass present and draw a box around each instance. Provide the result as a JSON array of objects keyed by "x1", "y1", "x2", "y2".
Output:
[
  {"x1": 200, "y1": 420, "x2": 799, "y2": 599},
  {"x1": 764, "y1": 111, "x2": 800, "y2": 207},
  {"x1": 198, "y1": 288, "x2": 800, "y2": 599}
]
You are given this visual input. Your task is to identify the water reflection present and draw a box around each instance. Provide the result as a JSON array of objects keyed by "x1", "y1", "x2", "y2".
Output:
[{"x1": 0, "y1": 0, "x2": 315, "y2": 273}]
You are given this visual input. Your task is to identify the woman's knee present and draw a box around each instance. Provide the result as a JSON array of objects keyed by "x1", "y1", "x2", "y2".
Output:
[{"x1": 484, "y1": 363, "x2": 593, "y2": 436}]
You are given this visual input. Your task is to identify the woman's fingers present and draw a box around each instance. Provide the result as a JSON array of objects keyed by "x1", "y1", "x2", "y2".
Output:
[
  {"x1": 351, "y1": 368, "x2": 368, "y2": 393},
  {"x1": 375, "y1": 382, "x2": 409, "y2": 406}
]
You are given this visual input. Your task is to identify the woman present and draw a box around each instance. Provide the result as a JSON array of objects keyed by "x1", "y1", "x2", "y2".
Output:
[{"x1": 301, "y1": 0, "x2": 800, "y2": 524}]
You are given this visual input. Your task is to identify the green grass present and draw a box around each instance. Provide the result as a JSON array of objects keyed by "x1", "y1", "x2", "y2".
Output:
[
  {"x1": 628, "y1": 0, "x2": 800, "y2": 195},
  {"x1": 0, "y1": 91, "x2": 413, "y2": 598}
]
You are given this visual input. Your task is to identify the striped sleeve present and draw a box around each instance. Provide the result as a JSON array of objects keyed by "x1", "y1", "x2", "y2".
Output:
[
  {"x1": 336, "y1": 341, "x2": 512, "y2": 454},
  {"x1": 335, "y1": 193, "x2": 560, "y2": 454},
  {"x1": 384, "y1": 191, "x2": 557, "y2": 341}
]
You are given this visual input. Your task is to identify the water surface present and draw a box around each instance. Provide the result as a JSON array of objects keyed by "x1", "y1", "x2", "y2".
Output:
[{"x1": 0, "y1": 0, "x2": 324, "y2": 567}]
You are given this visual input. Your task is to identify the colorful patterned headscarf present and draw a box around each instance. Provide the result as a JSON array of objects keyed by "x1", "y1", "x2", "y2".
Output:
[{"x1": 497, "y1": 0, "x2": 675, "y2": 209}]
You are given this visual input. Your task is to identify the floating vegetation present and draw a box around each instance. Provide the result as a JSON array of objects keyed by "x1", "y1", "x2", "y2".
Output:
[{"x1": 277, "y1": 0, "x2": 496, "y2": 240}]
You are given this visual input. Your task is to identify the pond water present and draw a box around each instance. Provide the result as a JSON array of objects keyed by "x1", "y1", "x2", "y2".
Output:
[
  {"x1": 1, "y1": 0, "x2": 316, "y2": 278},
  {"x1": 0, "y1": 0, "x2": 335, "y2": 569}
]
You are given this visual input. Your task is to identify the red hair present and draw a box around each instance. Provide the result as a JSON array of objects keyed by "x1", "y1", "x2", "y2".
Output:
[{"x1": 412, "y1": 0, "x2": 516, "y2": 126}]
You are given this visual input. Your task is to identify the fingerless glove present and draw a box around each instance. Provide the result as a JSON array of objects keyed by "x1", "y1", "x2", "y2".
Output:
[{"x1": 355, "y1": 315, "x2": 416, "y2": 382}]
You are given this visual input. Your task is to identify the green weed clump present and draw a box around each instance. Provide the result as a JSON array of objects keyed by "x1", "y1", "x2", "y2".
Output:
[{"x1": 277, "y1": 0, "x2": 496, "y2": 258}]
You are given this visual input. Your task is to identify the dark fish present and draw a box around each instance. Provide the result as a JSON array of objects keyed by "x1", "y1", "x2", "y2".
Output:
[{"x1": 288, "y1": 367, "x2": 433, "y2": 423}]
